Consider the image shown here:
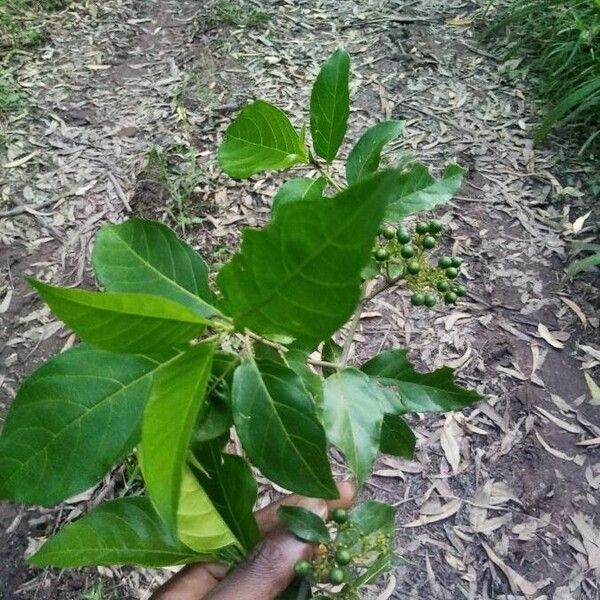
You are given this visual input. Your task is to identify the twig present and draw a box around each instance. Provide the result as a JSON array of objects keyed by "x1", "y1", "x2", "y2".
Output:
[{"x1": 0, "y1": 197, "x2": 57, "y2": 218}]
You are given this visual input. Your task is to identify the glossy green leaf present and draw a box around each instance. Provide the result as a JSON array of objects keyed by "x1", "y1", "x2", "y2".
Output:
[
  {"x1": 380, "y1": 414, "x2": 416, "y2": 458},
  {"x1": 218, "y1": 100, "x2": 308, "y2": 179},
  {"x1": 346, "y1": 120, "x2": 405, "y2": 185},
  {"x1": 286, "y1": 350, "x2": 323, "y2": 405},
  {"x1": 566, "y1": 252, "x2": 600, "y2": 277},
  {"x1": 277, "y1": 506, "x2": 330, "y2": 544},
  {"x1": 28, "y1": 497, "x2": 209, "y2": 567},
  {"x1": 232, "y1": 359, "x2": 337, "y2": 499},
  {"x1": 30, "y1": 279, "x2": 210, "y2": 354},
  {"x1": 193, "y1": 352, "x2": 238, "y2": 443},
  {"x1": 0, "y1": 344, "x2": 173, "y2": 506},
  {"x1": 337, "y1": 500, "x2": 395, "y2": 550},
  {"x1": 190, "y1": 441, "x2": 260, "y2": 551},
  {"x1": 271, "y1": 177, "x2": 327, "y2": 216},
  {"x1": 322, "y1": 369, "x2": 385, "y2": 485},
  {"x1": 141, "y1": 342, "x2": 215, "y2": 529},
  {"x1": 385, "y1": 163, "x2": 465, "y2": 221},
  {"x1": 92, "y1": 218, "x2": 218, "y2": 318},
  {"x1": 321, "y1": 338, "x2": 343, "y2": 378},
  {"x1": 177, "y1": 464, "x2": 238, "y2": 552},
  {"x1": 362, "y1": 349, "x2": 481, "y2": 413},
  {"x1": 310, "y1": 48, "x2": 350, "y2": 162},
  {"x1": 217, "y1": 171, "x2": 398, "y2": 344}
]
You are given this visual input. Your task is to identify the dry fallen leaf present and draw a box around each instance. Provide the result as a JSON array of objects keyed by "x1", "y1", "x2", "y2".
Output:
[
  {"x1": 440, "y1": 414, "x2": 462, "y2": 473},
  {"x1": 537, "y1": 323, "x2": 564, "y2": 349},
  {"x1": 560, "y1": 297, "x2": 587, "y2": 326},
  {"x1": 584, "y1": 372, "x2": 600, "y2": 406},
  {"x1": 403, "y1": 499, "x2": 461, "y2": 528}
]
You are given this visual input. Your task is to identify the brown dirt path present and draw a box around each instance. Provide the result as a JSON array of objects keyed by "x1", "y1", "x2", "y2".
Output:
[{"x1": 1, "y1": 1, "x2": 599, "y2": 598}]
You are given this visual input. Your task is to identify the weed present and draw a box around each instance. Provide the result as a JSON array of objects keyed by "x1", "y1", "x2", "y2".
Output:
[
  {"x1": 146, "y1": 145, "x2": 208, "y2": 230},
  {"x1": 0, "y1": 75, "x2": 21, "y2": 114},
  {"x1": 206, "y1": 0, "x2": 269, "y2": 28},
  {"x1": 485, "y1": 0, "x2": 600, "y2": 151},
  {"x1": 80, "y1": 582, "x2": 103, "y2": 600}
]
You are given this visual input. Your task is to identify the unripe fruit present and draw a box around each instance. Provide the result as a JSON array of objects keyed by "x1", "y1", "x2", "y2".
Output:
[
  {"x1": 396, "y1": 228, "x2": 411, "y2": 244},
  {"x1": 438, "y1": 256, "x2": 453, "y2": 268},
  {"x1": 428, "y1": 220, "x2": 443, "y2": 234},
  {"x1": 445, "y1": 291, "x2": 458, "y2": 304},
  {"x1": 331, "y1": 508, "x2": 348, "y2": 524},
  {"x1": 294, "y1": 560, "x2": 312, "y2": 576},
  {"x1": 451, "y1": 256, "x2": 462, "y2": 267},
  {"x1": 424, "y1": 293, "x2": 437, "y2": 307},
  {"x1": 445, "y1": 267, "x2": 458, "y2": 279},
  {"x1": 455, "y1": 284, "x2": 467, "y2": 297},
  {"x1": 415, "y1": 222, "x2": 429, "y2": 235},
  {"x1": 422, "y1": 235, "x2": 436, "y2": 250},
  {"x1": 329, "y1": 567, "x2": 345, "y2": 585},
  {"x1": 407, "y1": 260, "x2": 420, "y2": 275},
  {"x1": 411, "y1": 293, "x2": 425, "y2": 306},
  {"x1": 381, "y1": 226, "x2": 396, "y2": 240},
  {"x1": 374, "y1": 248, "x2": 388, "y2": 262},
  {"x1": 335, "y1": 548, "x2": 352, "y2": 566},
  {"x1": 400, "y1": 244, "x2": 415, "y2": 258},
  {"x1": 437, "y1": 280, "x2": 450, "y2": 292}
]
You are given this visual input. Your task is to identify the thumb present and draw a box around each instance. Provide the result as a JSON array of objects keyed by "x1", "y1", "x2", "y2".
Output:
[{"x1": 206, "y1": 498, "x2": 328, "y2": 600}]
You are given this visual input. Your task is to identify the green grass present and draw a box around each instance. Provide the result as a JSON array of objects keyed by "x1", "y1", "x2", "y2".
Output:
[
  {"x1": 206, "y1": 0, "x2": 270, "y2": 28},
  {"x1": 485, "y1": 0, "x2": 600, "y2": 152},
  {"x1": 0, "y1": 75, "x2": 21, "y2": 113}
]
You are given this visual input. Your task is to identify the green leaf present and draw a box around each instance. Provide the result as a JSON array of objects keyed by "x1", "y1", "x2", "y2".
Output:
[
  {"x1": 193, "y1": 352, "x2": 238, "y2": 443},
  {"x1": 322, "y1": 369, "x2": 385, "y2": 485},
  {"x1": 272, "y1": 177, "x2": 327, "y2": 216},
  {"x1": 566, "y1": 253, "x2": 600, "y2": 277},
  {"x1": 177, "y1": 464, "x2": 238, "y2": 553},
  {"x1": 217, "y1": 171, "x2": 398, "y2": 344},
  {"x1": 141, "y1": 342, "x2": 215, "y2": 529},
  {"x1": 310, "y1": 48, "x2": 350, "y2": 162},
  {"x1": 337, "y1": 500, "x2": 395, "y2": 550},
  {"x1": 218, "y1": 100, "x2": 308, "y2": 179},
  {"x1": 30, "y1": 279, "x2": 210, "y2": 354},
  {"x1": 346, "y1": 120, "x2": 405, "y2": 185},
  {"x1": 92, "y1": 218, "x2": 218, "y2": 318},
  {"x1": 286, "y1": 350, "x2": 323, "y2": 405},
  {"x1": 0, "y1": 344, "x2": 173, "y2": 506},
  {"x1": 277, "y1": 506, "x2": 330, "y2": 544},
  {"x1": 190, "y1": 441, "x2": 260, "y2": 552},
  {"x1": 277, "y1": 578, "x2": 313, "y2": 600},
  {"x1": 385, "y1": 164, "x2": 465, "y2": 221},
  {"x1": 321, "y1": 338, "x2": 343, "y2": 378},
  {"x1": 380, "y1": 414, "x2": 416, "y2": 458},
  {"x1": 232, "y1": 359, "x2": 337, "y2": 499},
  {"x1": 28, "y1": 497, "x2": 210, "y2": 567},
  {"x1": 362, "y1": 349, "x2": 481, "y2": 413}
]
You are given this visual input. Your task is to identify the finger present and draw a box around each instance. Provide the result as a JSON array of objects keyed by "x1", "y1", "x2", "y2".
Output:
[
  {"x1": 254, "y1": 479, "x2": 356, "y2": 536},
  {"x1": 149, "y1": 563, "x2": 228, "y2": 600},
  {"x1": 205, "y1": 529, "x2": 313, "y2": 600}
]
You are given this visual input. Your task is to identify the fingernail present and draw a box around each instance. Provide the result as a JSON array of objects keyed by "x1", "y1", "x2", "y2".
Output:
[{"x1": 296, "y1": 497, "x2": 328, "y2": 519}]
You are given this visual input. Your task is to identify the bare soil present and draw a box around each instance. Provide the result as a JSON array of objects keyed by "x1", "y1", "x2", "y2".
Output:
[{"x1": 1, "y1": 1, "x2": 599, "y2": 599}]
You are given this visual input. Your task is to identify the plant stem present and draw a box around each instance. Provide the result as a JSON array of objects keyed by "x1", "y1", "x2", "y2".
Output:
[
  {"x1": 307, "y1": 358, "x2": 340, "y2": 370},
  {"x1": 309, "y1": 154, "x2": 344, "y2": 192}
]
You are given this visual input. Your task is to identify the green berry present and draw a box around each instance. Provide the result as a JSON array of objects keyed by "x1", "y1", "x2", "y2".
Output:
[
  {"x1": 331, "y1": 508, "x2": 348, "y2": 524},
  {"x1": 294, "y1": 560, "x2": 312, "y2": 576},
  {"x1": 445, "y1": 267, "x2": 459, "y2": 279},
  {"x1": 374, "y1": 248, "x2": 388, "y2": 262},
  {"x1": 396, "y1": 227, "x2": 411, "y2": 244},
  {"x1": 444, "y1": 291, "x2": 458, "y2": 304},
  {"x1": 415, "y1": 222, "x2": 429, "y2": 235},
  {"x1": 411, "y1": 293, "x2": 425, "y2": 306},
  {"x1": 400, "y1": 244, "x2": 415, "y2": 258},
  {"x1": 381, "y1": 225, "x2": 396, "y2": 240},
  {"x1": 437, "y1": 280, "x2": 450, "y2": 292},
  {"x1": 455, "y1": 284, "x2": 467, "y2": 297},
  {"x1": 407, "y1": 260, "x2": 420, "y2": 275},
  {"x1": 451, "y1": 256, "x2": 463, "y2": 267},
  {"x1": 428, "y1": 220, "x2": 443, "y2": 234},
  {"x1": 335, "y1": 548, "x2": 352, "y2": 566},
  {"x1": 422, "y1": 235, "x2": 436, "y2": 250},
  {"x1": 438, "y1": 256, "x2": 453, "y2": 269},
  {"x1": 329, "y1": 567, "x2": 345, "y2": 585},
  {"x1": 424, "y1": 293, "x2": 437, "y2": 307}
]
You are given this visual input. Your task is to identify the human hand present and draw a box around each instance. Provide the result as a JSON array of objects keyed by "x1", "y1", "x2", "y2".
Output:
[{"x1": 151, "y1": 481, "x2": 355, "y2": 600}]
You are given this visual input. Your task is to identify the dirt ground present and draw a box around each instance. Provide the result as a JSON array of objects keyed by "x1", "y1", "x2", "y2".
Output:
[{"x1": 1, "y1": 0, "x2": 599, "y2": 598}]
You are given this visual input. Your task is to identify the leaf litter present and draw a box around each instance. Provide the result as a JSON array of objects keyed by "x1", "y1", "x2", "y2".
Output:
[{"x1": 0, "y1": 0, "x2": 599, "y2": 598}]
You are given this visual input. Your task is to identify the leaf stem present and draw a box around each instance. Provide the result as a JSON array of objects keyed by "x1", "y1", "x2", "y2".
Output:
[{"x1": 309, "y1": 154, "x2": 344, "y2": 192}]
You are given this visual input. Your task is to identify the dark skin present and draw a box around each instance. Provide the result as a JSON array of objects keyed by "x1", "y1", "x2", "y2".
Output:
[{"x1": 151, "y1": 481, "x2": 355, "y2": 600}]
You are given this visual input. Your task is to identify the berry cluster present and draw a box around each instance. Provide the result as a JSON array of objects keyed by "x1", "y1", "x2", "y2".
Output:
[
  {"x1": 293, "y1": 508, "x2": 392, "y2": 596},
  {"x1": 372, "y1": 220, "x2": 468, "y2": 308}
]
